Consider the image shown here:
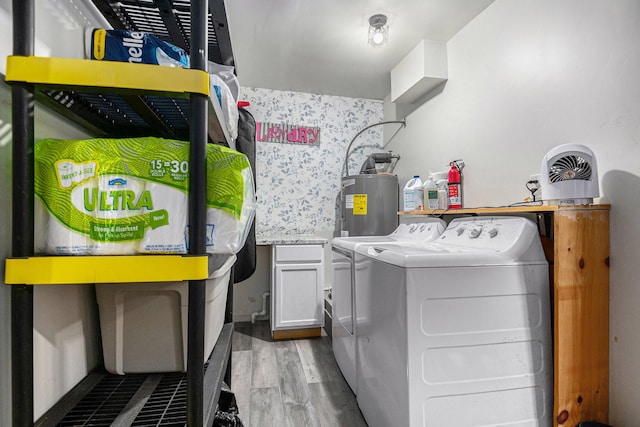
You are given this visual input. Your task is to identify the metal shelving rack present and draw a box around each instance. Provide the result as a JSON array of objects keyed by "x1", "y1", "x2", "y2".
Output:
[{"x1": 6, "y1": 0, "x2": 237, "y2": 425}]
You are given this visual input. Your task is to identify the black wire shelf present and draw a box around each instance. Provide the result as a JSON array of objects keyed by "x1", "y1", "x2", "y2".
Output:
[
  {"x1": 90, "y1": 0, "x2": 234, "y2": 67},
  {"x1": 35, "y1": 323, "x2": 233, "y2": 427}
]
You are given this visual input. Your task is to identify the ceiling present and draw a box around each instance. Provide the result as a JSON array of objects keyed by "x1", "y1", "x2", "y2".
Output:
[{"x1": 225, "y1": 0, "x2": 494, "y2": 100}]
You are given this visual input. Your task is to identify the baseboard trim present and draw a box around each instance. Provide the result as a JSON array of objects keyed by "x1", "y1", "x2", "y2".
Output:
[{"x1": 272, "y1": 327, "x2": 322, "y2": 340}]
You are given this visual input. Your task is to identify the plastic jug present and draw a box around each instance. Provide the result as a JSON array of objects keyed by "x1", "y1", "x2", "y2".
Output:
[
  {"x1": 436, "y1": 180, "x2": 449, "y2": 210},
  {"x1": 423, "y1": 176, "x2": 438, "y2": 210},
  {"x1": 403, "y1": 176, "x2": 423, "y2": 211}
]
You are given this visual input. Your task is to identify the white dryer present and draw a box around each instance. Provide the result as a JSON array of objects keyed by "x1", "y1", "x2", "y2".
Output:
[
  {"x1": 354, "y1": 216, "x2": 552, "y2": 427},
  {"x1": 331, "y1": 219, "x2": 446, "y2": 394}
]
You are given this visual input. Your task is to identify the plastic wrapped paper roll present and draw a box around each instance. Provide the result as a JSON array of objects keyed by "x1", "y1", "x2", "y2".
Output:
[
  {"x1": 34, "y1": 136, "x2": 255, "y2": 256},
  {"x1": 138, "y1": 183, "x2": 188, "y2": 254},
  {"x1": 204, "y1": 148, "x2": 256, "y2": 254},
  {"x1": 86, "y1": 29, "x2": 189, "y2": 68},
  {"x1": 90, "y1": 175, "x2": 146, "y2": 255}
]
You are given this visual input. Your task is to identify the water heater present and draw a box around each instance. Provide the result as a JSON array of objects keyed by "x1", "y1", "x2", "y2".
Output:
[{"x1": 341, "y1": 174, "x2": 398, "y2": 236}]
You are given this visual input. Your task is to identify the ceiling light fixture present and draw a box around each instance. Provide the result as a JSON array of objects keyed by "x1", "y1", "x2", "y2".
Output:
[{"x1": 368, "y1": 14, "x2": 389, "y2": 47}]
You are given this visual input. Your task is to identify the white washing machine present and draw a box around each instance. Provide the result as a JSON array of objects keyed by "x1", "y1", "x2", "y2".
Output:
[
  {"x1": 331, "y1": 219, "x2": 446, "y2": 394},
  {"x1": 354, "y1": 216, "x2": 552, "y2": 427}
]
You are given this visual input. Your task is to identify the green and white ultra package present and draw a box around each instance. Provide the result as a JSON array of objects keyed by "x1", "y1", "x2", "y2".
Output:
[{"x1": 34, "y1": 137, "x2": 255, "y2": 255}]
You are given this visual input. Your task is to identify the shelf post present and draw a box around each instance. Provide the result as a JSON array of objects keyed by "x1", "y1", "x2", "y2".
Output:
[
  {"x1": 11, "y1": 0, "x2": 35, "y2": 426},
  {"x1": 187, "y1": 0, "x2": 208, "y2": 426}
]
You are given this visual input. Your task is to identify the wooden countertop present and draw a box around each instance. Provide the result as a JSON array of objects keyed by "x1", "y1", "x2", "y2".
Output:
[{"x1": 399, "y1": 204, "x2": 610, "y2": 215}]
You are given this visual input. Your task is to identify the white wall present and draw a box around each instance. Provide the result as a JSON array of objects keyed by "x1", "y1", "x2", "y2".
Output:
[
  {"x1": 0, "y1": 0, "x2": 109, "y2": 422},
  {"x1": 384, "y1": 0, "x2": 640, "y2": 424},
  {"x1": 0, "y1": 81, "x2": 103, "y2": 422}
]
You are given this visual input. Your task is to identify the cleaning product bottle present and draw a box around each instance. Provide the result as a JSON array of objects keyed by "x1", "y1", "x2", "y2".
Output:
[
  {"x1": 448, "y1": 162, "x2": 463, "y2": 209},
  {"x1": 436, "y1": 179, "x2": 449, "y2": 210},
  {"x1": 423, "y1": 175, "x2": 438, "y2": 210},
  {"x1": 403, "y1": 175, "x2": 424, "y2": 211}
]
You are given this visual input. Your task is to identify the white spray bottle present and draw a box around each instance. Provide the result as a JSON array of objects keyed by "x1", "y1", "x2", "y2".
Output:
[{"x1": 436, "y1": 179, "x2": 449, "y2": 210}]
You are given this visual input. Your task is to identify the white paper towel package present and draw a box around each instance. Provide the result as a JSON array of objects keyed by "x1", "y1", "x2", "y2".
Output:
[
  {"x1": 34, "y1": 137, "x2": 255, "y2": 255},
  {"x1": 137, "y1": 182, "x2": 189, "y2": 254}
]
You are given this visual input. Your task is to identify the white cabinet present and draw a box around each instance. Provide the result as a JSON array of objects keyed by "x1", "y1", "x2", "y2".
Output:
[
  {"x1": 273, "y1": 263, "x2": 323, "y2": 328},
  {"x1": 271, "y1": 244, "x2": 325, "y2": 338}
]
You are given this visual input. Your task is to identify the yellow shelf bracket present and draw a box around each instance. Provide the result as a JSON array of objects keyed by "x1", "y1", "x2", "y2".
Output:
[
  {"x1": 5, "y1": 255, "x2": 211, "y2": 285},
  {"x1": 5, "y1": 56, "x2": 210, "y2": 97}
]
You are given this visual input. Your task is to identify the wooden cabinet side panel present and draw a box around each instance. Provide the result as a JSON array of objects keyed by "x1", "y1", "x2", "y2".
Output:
[{"x1": 553, "y1": 209, "x2": 610, "y2": 425}]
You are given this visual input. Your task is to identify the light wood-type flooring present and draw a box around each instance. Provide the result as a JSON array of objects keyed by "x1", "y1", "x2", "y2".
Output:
[{"x1": 231, "y1": 321, "x2": 368, "y2": 427}]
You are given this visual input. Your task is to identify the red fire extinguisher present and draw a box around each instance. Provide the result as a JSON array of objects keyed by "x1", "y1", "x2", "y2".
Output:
[{"x1": 448, "y1": 160, "x2": 465, "y2": 209}]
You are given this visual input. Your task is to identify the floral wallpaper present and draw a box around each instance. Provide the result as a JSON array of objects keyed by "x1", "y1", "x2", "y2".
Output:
[{"x1": 240, "y1": 87, "x2": 384, "y2": 237}]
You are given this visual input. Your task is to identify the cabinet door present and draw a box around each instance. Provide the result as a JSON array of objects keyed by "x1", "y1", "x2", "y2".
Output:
[{"x1": 273, "y1": 263, "x2": 324, "y2": 329}]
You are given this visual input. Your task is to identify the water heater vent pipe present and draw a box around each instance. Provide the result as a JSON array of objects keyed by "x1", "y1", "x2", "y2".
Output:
[{"x1": 343, "y1": 119, "x2": 406, "y2": 177}]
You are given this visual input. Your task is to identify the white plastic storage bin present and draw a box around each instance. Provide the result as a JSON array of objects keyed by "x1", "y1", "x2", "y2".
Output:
[{"x1": 96, "y1": 255, "x2": 236, "y2": 374}]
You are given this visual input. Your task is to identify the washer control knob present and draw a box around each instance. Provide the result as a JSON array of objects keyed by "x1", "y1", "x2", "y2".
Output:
[
  {"x1": 488, "y1": 228, "x2": 499, "y2": 238},
  {"x1": 409, "y1": 224, "x2": 417, "y2": 233},
  {"x1": 469, "y1": 226, "x2": 483, "y2": 238},
  {"x1": 456, "y1": 227, "x2": 465, "y2": 236}
]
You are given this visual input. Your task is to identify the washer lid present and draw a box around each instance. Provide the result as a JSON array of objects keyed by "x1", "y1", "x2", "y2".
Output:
[
  {"x1": 332, "y1": 235, "x2": 401, "y2": 252},
  {"x1": 332, "y1": 219, "x2": 446, "y2": 251},
  {"x1": 355, "y1": 216, "x2": 547, "y2": 268},
  {"x1": 356, "y1": 242, "x2": 512, "y2": 268}
]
